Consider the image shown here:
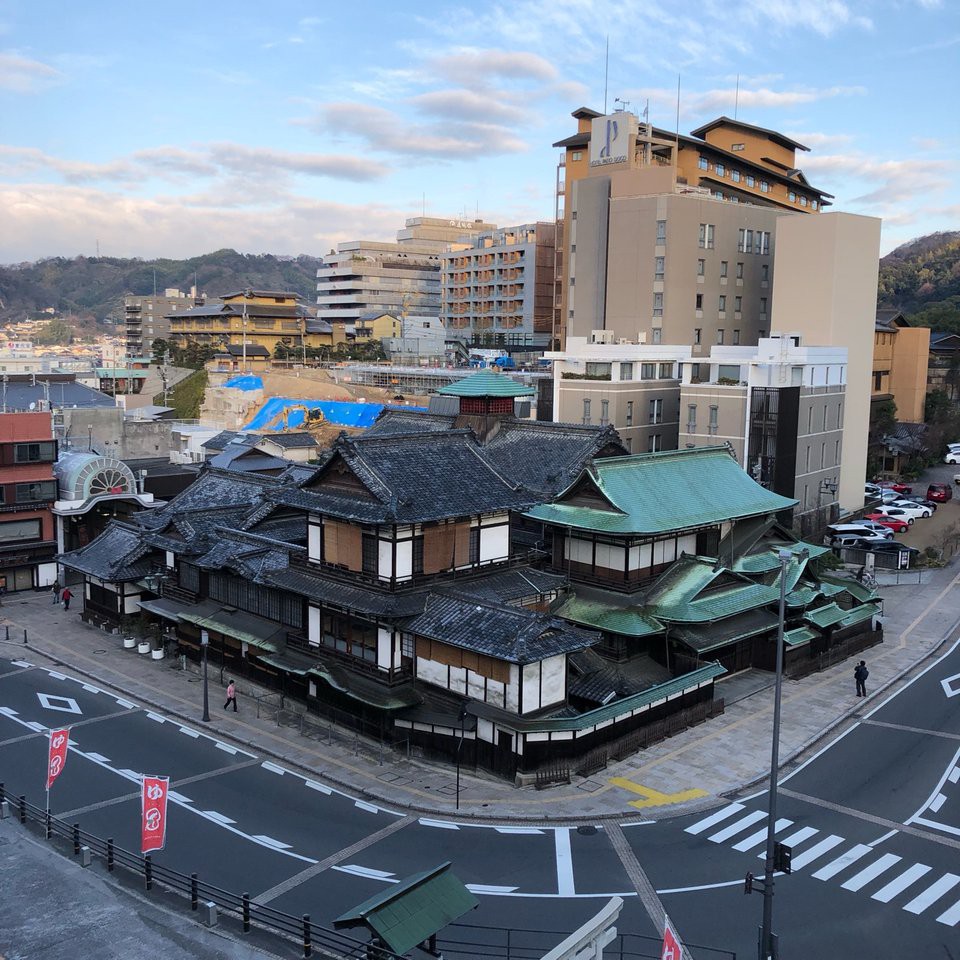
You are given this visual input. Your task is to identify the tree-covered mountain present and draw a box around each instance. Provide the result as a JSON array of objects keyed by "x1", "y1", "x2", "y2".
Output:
[
  {"x1": 877, "y1": 231, "x2": 960, "y2": 331},
  {"x1": 0, "y1": 249, "x2": 323, "y2": 323}
]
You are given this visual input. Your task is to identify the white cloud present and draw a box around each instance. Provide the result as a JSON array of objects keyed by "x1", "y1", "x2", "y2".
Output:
[
  {"x1": 0, "y1": 50, "x2": 61, "y2": 92},
  {"x1": 411, "y1": 88, "x2": 529, "y2": 124},
  {"x1": 431, "y1": 48, "x2": 558, "y2": 86},
  {"x1": 784, "y1": 131, "x2": 854, "y2": 148},
  {"x1": 206, "y1": 143, "x2": 389, "y2": 182},
  {"x1": 803, "y1": 152, "x2": 949, "y2": 207}
]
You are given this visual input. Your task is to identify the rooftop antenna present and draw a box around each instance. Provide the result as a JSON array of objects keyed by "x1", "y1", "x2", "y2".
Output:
[
  {"x1": 675, "y1": 73, "x2": 681, "y2": 152},
  {"x1": 421, "y1": 192, "x2": 426, "y2": 217},
  {"x1": 734, "y1": 73, "x2": 740, "y2": 119},
  {"x1": 614, "y1": 97, "x2": 630, "y2": 114},
  {"x1": 603, "y1": 36, "x2": 609, "y2": 113}
]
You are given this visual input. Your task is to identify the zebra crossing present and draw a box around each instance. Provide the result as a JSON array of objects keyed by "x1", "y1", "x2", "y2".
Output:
[{"x1": 683, "y1": 802, "x2": 960, "y2": 927}]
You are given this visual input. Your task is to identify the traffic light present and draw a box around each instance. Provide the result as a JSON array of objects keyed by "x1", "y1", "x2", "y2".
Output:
[{"x1": 774, "y1": 842, "x2": 792, "y2": 874}]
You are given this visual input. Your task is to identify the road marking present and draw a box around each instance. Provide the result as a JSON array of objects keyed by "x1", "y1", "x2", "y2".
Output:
[
  {"x1": 777, "y1": 835, "x2": 843, "y2": 870},
  {"x1": 684, "y1": 802, "x2": 745, "y2": 836},
  {"x1": 708, "y1": 810, "x2": 766, "y2": 844},
  {"x1": 166, "y1": 790, "x2": 193, "y2": 804},
  {"x1": 214, "y1": 741, "x2": 237, "y2": 755},
  {"x1": 354, "y1": 800, "x2": 379, "y2": 814},
  {"x1": 81, "y1": 684, "x2": 100, "y2": 694},
  {"x1": 304, "y1": 779, "x2": 331, "y2": 795},
  {"x1": 841, "y1": 853, "x2": 902, "y2": 892},
  {"x1": 25, "y1": 720, "x2": 45, "y2": 731},
  {"x1": 609, "y1": 776, "x2": 708, "y2": 809},
  {"x1": 12, "y1": 660, "x2": 32, "y2": 668},
  {"x1": 861, "y1": 717, "x2": 960, "y2": 742},
  {"x1": 931, "y1": 793, "x2": 948, "y2": 813},
  {"x1": 903, "y1": 873, "x2": 960, "y2": 914},
  {"x1": 868, "y1": 829, "x2": 899, "y2": 847},
  {"x1": 872, "y1": 863, "x2": 932, "y2": 903},
  {"x1": 495, "y1": 826, "x2": 544, "y2": 834},
  {"x1": 47, "y1": 671, "x2": 67, "y2": 680},
  {"x1": 261, "y1": 761, "x2": 286, "y2": 775},
  {"x1": 419, "y1": 818, "x2": 459, "y2": 830},
  {"x1": 146, "y1": 712, "x2": 166, "y2": 723},
  {"x1": 554, "y1": 827, "x2": 575, "y2": 897},
  {"x1": 906, "y1": 744, "x2": 960, "y2": 830},
  {"x1": 911, "y1": 816, "x2": 960, "y2": 838},
  {"x1": 733, "y1": 818, "x2": 792, "y2": 852},
  {"x1": 937, "y1": 898, "x2": 960, "y2": 926},
  {"x1": 0, "y1": 706, "x2": 19, "y2": 718},
  {"x1": 251, "y1": 834, "x2": 292, "y2": 850},
  {"x1": 178, "y1": 726, "x2": 199, "y2": 738},
  {"x1": 117, "y1": 768, "x2": 142, "y2": 780},
  {"x1": 951, "y1": 767, "x2": 960, "y2": 784},
  {"x1": 940, "y1": 672, "x2": 960, "y2": 698},
  {"x1": 201, "y1": 810, "x2": 236, "y2": 825},
  {"x1": 85, "y1": 752, "x2": 111, "y2": 764},
  {"x1": 115, "y1": 699, "x2": 136, "y2": 709},
  {"x1": 335, "y1": 865, "x2": 396, "y2": 880},
  {"x1": 777, "y1": 826, "x2": 818, "y2": 849},
  {"x1": 657, "y1": 877, "x2": 752, "y2": 894},
  {"x1": 812, "y1": 844, "x2": 872, "y2": 881},
  {"x1": 468, "y1": 884, "x2": 519, "y2": 894},
  {"x1": 36, "y1": 692, "x2": 81, "y2": 714}
]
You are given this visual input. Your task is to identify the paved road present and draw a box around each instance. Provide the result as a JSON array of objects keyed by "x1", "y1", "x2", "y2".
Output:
[{"x1": 2, "y1": 633, "x2": 960, "y2": 959}]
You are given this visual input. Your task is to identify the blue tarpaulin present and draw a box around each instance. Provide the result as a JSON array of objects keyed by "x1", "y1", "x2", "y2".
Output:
[
  {"x1": 224, "y1": 375, "x2": 264, "y2": 391},
  {"x1": 245, "y1": 398, "x2": 426, "y2": 431}
]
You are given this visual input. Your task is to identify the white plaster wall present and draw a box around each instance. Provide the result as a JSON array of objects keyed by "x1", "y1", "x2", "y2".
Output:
[
  {"x1": 417, "y1": 658, "x2": 447, "y2": 688},
  {"x1": 308, "y1": 523, "x2": 321, "y2": 562},
  {"x1": 377, "y1": 539, "x2": 393, "y2": 580},
  {"x1": 595, "y1": 542, "x2": 625, "y2": 571},
  {"x1": 480, "y1": 525, "x2": 509, "y2": 563},
  {"x1": 36, "y1": 562, "x2": 57, "y2": 587},
  {"x1": 678, "y1": 533, "x2": 697, "y2": 555},
  {"x1": 506, "y1": 666, "x2": 520, "y2": 712},
  {"x1": 165, "y1": 551, "x2": 175, "y2": 568},
  {"x1": 394, "y1": 539, "x2": 412, "y2": 581},
  {"x1": 565, "y1": 538, "x2": 594, "y2": 563},
  {"x1": 377, "y1": 627, "x2": 393, "y2": 669},
  {"x1": 541, "y1": 655, "x2": 566, "y2": 708},
  {"x1": 522, "y1": 661, "x2": 541, "y2": 713},
  {"x1": 308, "y1": 605, "x2": 321, "y2": 645},
  {"x1": 123, "y1": 591, "x2": 141, "y2": 614}
]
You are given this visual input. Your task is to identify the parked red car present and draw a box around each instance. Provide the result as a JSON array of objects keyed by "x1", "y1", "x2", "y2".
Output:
[
  {"x1": 865, "y1": 512, "x2": 909, "y2": 533},
  {"x1": 927, "y1": 482, "x2": 953, "y2": 503},
  {"x1": 878, "y1": 481, "x2": 912, "y2": 495}
]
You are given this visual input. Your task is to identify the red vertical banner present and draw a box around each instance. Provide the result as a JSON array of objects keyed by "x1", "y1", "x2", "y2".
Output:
[
  {"x1": 141, "y1": 775, "x2": 170, "y2": 854},
  {"x1": 661, "y1": 916, "x2": 682, "y2": 960},
  {"x1": 46, "y1": 728, "x2": 70, "y2": 791}
]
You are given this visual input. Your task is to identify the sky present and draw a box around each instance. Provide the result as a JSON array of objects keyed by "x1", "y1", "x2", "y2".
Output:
[{"x1": 0, "y1": 0, "x2": 957, "y2": 264}]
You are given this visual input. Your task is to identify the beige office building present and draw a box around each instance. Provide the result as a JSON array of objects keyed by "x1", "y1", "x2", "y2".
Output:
[{"x1": 768, "y1": 213, "x2": 882, "y2": 514}]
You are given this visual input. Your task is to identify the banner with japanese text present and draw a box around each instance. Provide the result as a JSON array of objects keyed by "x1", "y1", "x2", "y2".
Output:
[
  {"x1": 141, "y1": 775, "x2": 170, "y2": 854},
  {"x1": 46, "y1": 728, "x2": 69, "y2": 791}
]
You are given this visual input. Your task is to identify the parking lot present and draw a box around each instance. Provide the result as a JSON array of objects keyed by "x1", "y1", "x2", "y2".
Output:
[{"x1": 877, "y1": 462, "x2": 960, "y2": 556}]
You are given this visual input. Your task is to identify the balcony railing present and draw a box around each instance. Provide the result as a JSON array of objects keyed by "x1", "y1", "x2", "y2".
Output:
[{"x1": 285, "y1": 632, "x2": 412, "y2": 684}]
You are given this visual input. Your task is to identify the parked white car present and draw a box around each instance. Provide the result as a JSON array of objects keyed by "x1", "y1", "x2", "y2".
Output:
[
  {"x1": 889, "y1": 499, "x2": 933, "y2": 518},
  {"x1": 945, "y1": 449, "x2": 960, "y2": 464},
  {"x1": 850, "y1": 521, "x2": 896, "y2": 539},
  {"x1": 873, "y1": 504, "x2": 919, "y2": 523}
]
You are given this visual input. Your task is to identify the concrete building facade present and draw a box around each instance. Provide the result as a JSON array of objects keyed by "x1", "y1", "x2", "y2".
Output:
[
  {"x1": 873, "y1": 309, "x2": 930, "y2": 424},
  {"x1": 441, "y1": 222, "x2": 556, "y2": 351},
  {"x1": 125, "y1": 289, "x2": 212, "y2": 358},
  {"x1": 315, "y1": 217, "x2": 496, "y2": 328}
]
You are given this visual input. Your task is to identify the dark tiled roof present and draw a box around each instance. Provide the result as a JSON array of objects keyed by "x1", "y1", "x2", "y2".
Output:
[
  {"x1": 264, "y1": 566, "x2": 429, "y2": 617},
  {"x1": 3, "y1": 379, "x2": 115, "y2": 410},
  {"x1": 208, "y1": 448, "x2": 289, "y2": 473},
  {"x1": 58, "y1": 522, "x2": 153, "y2": 581},
  {"x1": 403, "y1": 594, "x2": 597, "y2": 664},
  {"x1": 202, "y1": 431, "x2": 258, "y2": 451},
  {"x1": 136, "y1": 469, "x2": 277, "y2": 528},
  {"x1": 444, "y1": 567, "x2": 567, "y2": 604},
  {"x1": 260, "y1": 432, "x2": 318, "y2": 449},
  {"x1": 218, "y1": 344, "x2": 271, "y2": 358},
  {"x1": 365, "y1": 411, "x2": 457, "y2": 436}
]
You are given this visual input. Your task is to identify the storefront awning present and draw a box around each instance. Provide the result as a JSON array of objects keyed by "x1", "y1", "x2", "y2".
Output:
[
  {"x1": 256, "y1": 649, "x2": 319, "y2": 676},
  {"x1": 179, "y1": 607, "x2": 284, "y2": 652},
  {"x1": 309, "y1": 661, "x2": 422, "y2": 711}
]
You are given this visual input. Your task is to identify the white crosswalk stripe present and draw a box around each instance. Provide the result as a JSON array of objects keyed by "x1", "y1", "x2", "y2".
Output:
[
  {"x1": 733, "y1": 818, "x2": 792, "y2": 852},
  {"x1": 871, "y1": 863, "x2": 932, "y2": 903},
  {"x1": 812, "y1": 844, "x2": 873, "y2": 881},
  {"x1": 840, "y1": 853, "x2": 901, "y2": 892},
  {"x1": 903, "y1": 873, "x2": 960, "y2": 915},
  {"x1": 707, "y1": 810, "x2": 766, "y2": 844},
  {"x1": 684, "y1": 802, "x2": 744, "y2": 836},
  {"x1": 936, "y1": 898, "x2": 960, "y2": 926}
]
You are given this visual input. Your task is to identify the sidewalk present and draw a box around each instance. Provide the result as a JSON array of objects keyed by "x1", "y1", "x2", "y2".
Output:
[{"x1": 2, "y1": 563, "x2": 958, "y2": 822}]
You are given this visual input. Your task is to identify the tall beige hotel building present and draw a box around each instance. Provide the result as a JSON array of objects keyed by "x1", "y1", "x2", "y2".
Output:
[{"x1": 550, "y1": 108, "x2": 880, "y2": 514}]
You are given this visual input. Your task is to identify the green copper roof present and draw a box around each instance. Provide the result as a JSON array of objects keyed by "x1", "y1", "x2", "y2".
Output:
[
  {"x1": 784, "y1": 626, "x2": 817, "y2": 647},
  {"x1": 657, "y1": 582, "x2": 781, "y2": 623},
  {"x1": 838, "y1": 603, "x2": 880, "y2": 628},
  {"x1": 437, "y1": 370, "x2": 535, "y2": 397},
  {"x1": 674, "y1": 608, "x2": 779, "y2": 653},
  {"x1": 786, "y1": 586, "x2": 821, "y2": 608},
  {"x1": 554, "y1": 594, "x2": 664, "y2": 637},
  {"x1": 804, "y1": 602, "x2": 848, "y2": 629},
  {"x1": 334, "y1": 862, "x2": 478, "y2": 955},
  {"x1": 820, "y1": 575, "x2": 878, "y2": 604},
  {"x1": 525, "y1": 446, "x2": 797, "y2": 535}
]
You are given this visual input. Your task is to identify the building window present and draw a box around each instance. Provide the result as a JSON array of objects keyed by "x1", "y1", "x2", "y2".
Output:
[
  {"x1": 733, "y1": 329, "x2": 740, "y2": 345},
  {"x1": 362, "y1": 534, "x2": 378, "y2": 575},
  {"x1": 717, "y1": 328, "x2": 725, "y2": 344},
  {"x1": 731, "y1": 170, "x2": 741, "y2": 183},
  {"x1": 14, "y1": 441, "x2": 56, "y2": 463},
  {"x1": 720, "y1": 260, "x2": 728, "y2": 278},
  {"x1": 694, "y1": 327, "x2": 702, "y2": 345},
  {"x1": 812, "y1": 200, "x2": 819, "y2": 211},
  {"x1": 648, "y1": 434, "x2": 662, "y2": 453},
  {"x1": 656, "y1": 220, "x2": 666, "y2": 241},
  {"x1": 585, "y1": 362, "x2": 611, "y2": 378},
  {"x1": 687, "y1": 404, "x2": 697, "y2": 432},
  {"x1": 805, "y1": 445, "x2": 811, "y2": 471},
  {"x1": 738, "y1": 228, "x2": 746, "y2": 253},
  {"x1": 716, "y1": 162, "x2": 726, "y2": 176},
  {"x1": 732, "y1": 143, "x2": 745, "y2": 152},
  {"x1": 821, "y1": 441, "x2": 826, "y2": 468},
  {"x1": 653, "y1": 292, "x2": 663, "y2": 317},
  {"x1": 760, "y1": 180, "x2": 769, "y2": 193},
  {"x1": 620, "y1": 362, "x2": 634, "y2": 381},
  {"x1": 582, "y1": 399, "x2": 591, "y2": 424},
  {"x1": 759, "y1": 329, "x2": 766, "y2": 338},
  {"x1": 659, "y1": 362, "x2": 674, "y2": 378},
  {"x1": 761, "y1": 264, "x2": 769, "y2": 282},
  {"x1": 649, "y1": 398, "x2": 663, "y2": 424},
  {"x1": 707, "y1": 224, "x2": 715, "y2": 249},
  {"x1": 655, "y1": 256, "x2": 665, "y2": 280},
  {"x1": 0, "y1": 518, "x2": 41, "y2": 543},
  {"x1": 412, "y1": 535, "x2": 424, "y2": 575},
  {"x1": 761, "y1": 232, "x2": 771, "y2": 255},
  {"x1": 15, "y1": 480, "x2": 57, "y2": 503},
  {"x1": 695, "y1": 293, "x2": 703, "y2": 310},
  {"x1": 789, "y1": 190, "x2": 797, "y2": 202},
  {"x1": 469, "y1": 527, "x2": 480, "y2": 565},
  {"x1": 718, "y1": 295, "x2": 726, "y2": 313},
  {"x1": 625, "y1": 401, "x2": 634, "y2": 426},
  {"x1": 760, "y1": 297, "x2": 768, "y2": 315},
  {"x1": 600, "y1": 399, "x2": 610, "y2": 426},
  {"x1": 697, "y1": 259, "x2": 705, "y2": 276},
  {"x1": 736, "y1": 262, "x2": 744, "y2": 279},
  {"x1": 735, "y1": 296, "x2": 742, "y2": 313},
  {"x1": 708, "y1": 405, "x2": 718, "y2": 434},
  {"x1": 745, "y1": 174, "x2": 755, "y2": 187},
  {"x1": 874, "y1": 371, "x2": 885, "y2": 391},
  {"x1": 571, "y1": 151, "x2": 583, "y2": 161},
  {"x1": 699, "y1": 224, "x2": 707, "y2": 249},
  {"x1": 625, "y1": 437, "x2": 632, "y2": 451},
  {"x1": 745, "y1": 229, "x2": 754, "y2": 254},
  {"x1": 698, "y1": 156, "x2": 709, "y2": 170},
  {"x1": 652, "y1": 328, "x2": 662, "y2": 344},
  {"x1": 641, "y1": 362, "x2": 657, "y2": 379}
]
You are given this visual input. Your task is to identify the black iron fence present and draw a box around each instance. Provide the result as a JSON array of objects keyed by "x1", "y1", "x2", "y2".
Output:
[{"x1": 0, "y1": 783, "x2": 403, "y2": 960}]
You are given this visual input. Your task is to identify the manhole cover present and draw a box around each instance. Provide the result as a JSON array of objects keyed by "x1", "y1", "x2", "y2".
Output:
[
  {"x1": 577, "y1": 825, "x2": 597, "y2": 835},
  {"x1": 93, "y1": 649, "x2": 108, "y2": 655}
]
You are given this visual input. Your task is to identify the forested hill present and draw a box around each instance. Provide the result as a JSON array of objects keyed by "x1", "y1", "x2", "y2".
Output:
[
  {"x1": 877, "y1": 231, "x2": 960, "y2": 331},
  {"x1": 0, "y1": 249, "x2": 323, "y2": 322}
]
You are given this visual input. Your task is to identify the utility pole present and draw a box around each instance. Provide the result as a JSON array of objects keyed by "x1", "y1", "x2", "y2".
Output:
[{"x1": 241, "y1": 288, "x2": 252, "y2": 373}]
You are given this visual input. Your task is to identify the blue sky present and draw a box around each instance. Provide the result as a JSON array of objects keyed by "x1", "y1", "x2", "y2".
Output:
[{"x1": 0, "y1": 0, "x2": 957, "y2": 263}]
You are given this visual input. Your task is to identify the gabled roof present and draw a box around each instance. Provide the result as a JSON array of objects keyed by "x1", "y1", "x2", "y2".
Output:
[
  {"x1": 208, "y1": 447, "x2": 289, "y2": 473},
  {"x1": 259, "y1": 432, "x2": 318, "y2": 449},
  {"x1": 689, "y1": 116, "x2": 810, "y2": 152},
  {"x1": 216, "y1": 344, "x2": 271, "y2": 358},
  {"x1": 437, "y1": 369, "x2": 535, "y2": 398},
  {"x1": 58, "y1": 521, "x2": 153, "y2": 582},
  {"x1": 526, "y1": 446, "x2": 797, "y2": 535},
  {"x1": 876, "y1": 308, "x2": 909, "y2": 331},
  {"x1": 202, "y1": 430, "x2": 259, "y2": 451}
]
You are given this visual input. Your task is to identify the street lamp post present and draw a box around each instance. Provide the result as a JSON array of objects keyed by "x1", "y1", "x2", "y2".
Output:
[
  {"x1": 200, "y1": 629, "x2": 211, "y2": 723},
  {"x1": 241, "y1": 288, "x2": 252, "y2": 374},
  {"x1": 758, "y1": 546, "x2": 804, "y2": 959},
  {"x1": 455, "y1": 702, "x2": 470, "y2": 811}
]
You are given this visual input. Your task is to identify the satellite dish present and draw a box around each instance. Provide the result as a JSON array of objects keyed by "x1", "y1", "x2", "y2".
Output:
[{"x1": 29, "y1": 402, "x2": 36, "y2": 410}]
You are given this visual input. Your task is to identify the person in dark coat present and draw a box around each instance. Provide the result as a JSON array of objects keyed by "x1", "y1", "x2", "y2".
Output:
[{"x1": 854, "y1": 660, "x2": 869, "y2": 698}]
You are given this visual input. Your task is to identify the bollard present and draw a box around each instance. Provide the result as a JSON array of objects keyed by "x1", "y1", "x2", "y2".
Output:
[
  {"x1": 0, "y1": 780, "x2": 5, "y2": 803},
  {"x1": 242, "y1": 893, "x2": 250, "y2": 933},
  {"x1": 0, "y1": 799, "x2": 8, "y2": 820},
  {"x1": 23, "y1": 628, "x2": 27, "y2": 645},
  {"x1": 303, "y1": 914, "x2": 312, "y2": 958},
  {"x1": 18, "y1": 796, "x2": 26, "y2": 824},
  {"x1": 107, "y1": 838, "x2": 115, "y2": 872},
  {"x1": 144, "y1": 854, "x2": 153, "y2": 891},
  {"x1": 45, "y1": 810, "x2": 51, "y2": 840},
  {"x1": 203, "y1": 901, "x2": 218, "y2": 927},
  {"x1": 4, "y1": 625, "x2": 8, "y2": 642},
  {"x1": 79, "y1": 845, "x2": 92, "y2": 868},
  {"x1": 73, "y1": 823, "x2": 81, "y2": 856},
  {"x1": 191, "y1": 873, "x2": 199, "y2": 910}
]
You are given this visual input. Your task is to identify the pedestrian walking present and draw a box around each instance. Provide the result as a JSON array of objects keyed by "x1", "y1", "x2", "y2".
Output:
[
  {"x1": 61, "y1": 587, "x2": 73, "y2": 611},
  {"x1": 223, "y1": 680, "x2": 238, "y2": 712},
  {"x1": 854, "y1": 660, "x2": 869, "y2": 698},
  {"x1": 51, "y1": 579, "x2": 61, "y2": 604}
]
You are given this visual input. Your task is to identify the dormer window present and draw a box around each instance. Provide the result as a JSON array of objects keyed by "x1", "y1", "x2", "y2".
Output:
[{"x1": 731, "y1": 143, "x2": 745, "y2": 151}]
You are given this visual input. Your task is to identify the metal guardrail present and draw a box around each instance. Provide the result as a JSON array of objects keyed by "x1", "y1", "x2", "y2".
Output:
[{"x1": 0, "y1": 783, "x2": 403, "y2": 960}]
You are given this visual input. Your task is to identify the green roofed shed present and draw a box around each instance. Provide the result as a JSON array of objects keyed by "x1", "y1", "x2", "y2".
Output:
[
  {"x1": 437, "y1": 369, "x2": 535, "y2": 397},
  {"x1": 334, "y1": 861, "x2": 478, "y2": 955}
]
